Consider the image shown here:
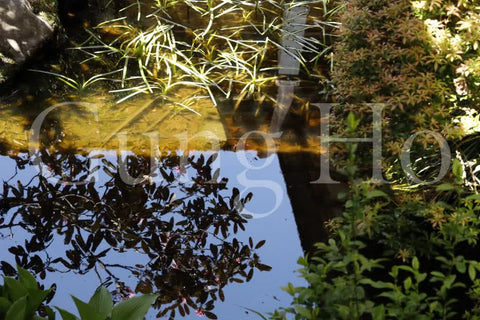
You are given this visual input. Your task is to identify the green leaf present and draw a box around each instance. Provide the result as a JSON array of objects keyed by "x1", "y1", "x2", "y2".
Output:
[
  {"x1": 88, "y1": 287, "x2": 113, "y2": 318},
  {"x1": 436, "y1": 183, "x2": 455, "y2": 192},
  {"x1": 466, "y1": 194, "x2": 480, "y2": 202},
  {"x1": 297, "y1": 256, "x2": 308, "y2": 267},
  {"x1": 416, "y1": 272, "x2": 427, "y2": 283},
  {"x1": 17, "y1": 266, "x2": 38, "y2": 290},
  {"x1": 336, "y1": 304, "x2": 350, "y2": 319},
  {"x1": 452, "y1": 159, "x2": 463, "y2": 180},
  {"x1": 456, "y1": 260, "x2": 467, "y2": 274},
  {"x1": 3, "y1": 278, "x2": 27, "y2": 301},
  {"x1": 0, "y1": 297, "x2": 12, "y2": 315},
  {"x1": 281, "y1": 283, "x2": 295, "y2": 295},
  {"x1": 359, "y1": 278, "x2": 394, "y2": 289},
  {"x1": 412, "y1": 257, "x2": 420, "y2": 270},
  {"x1": 390, "y1": 266, "x2": 399, "y2": 278},
  {"x1": 373, "y1": 305, "x2": 385, "y2": 320},
  {"x1": 111, "y1": 294, "x2": 158, "y2": 320},
  {"x1": 294, "y1": 305, "x2": 311, "y2": 318},
  {"x1": 379, "y1": 291, "x2": 403, "y2": 301},
  {"x1": 366, "y1": 190, "x2": 389, "y2": 200},
  {"x1": 56, "y1": 307, "x2": 79, "y2": 320},
  {"x1": 5, "y1": 296, "x2": 26, "y2": 320},
  {"x1": 469, "y1": 264, "x2": 477, "y2": 281},
  {"x1": 346, "y1": 112, "x2": 360, "y2": 131},
  {"x1": 443, "y1": 275, "x2": 456, "y2": 290},
  {"x1": 71, "y1": 296, "x2": 104, "y2": 320},
  {"x1": 404, "y1": 277, "x2": 412, "y2": 291}
]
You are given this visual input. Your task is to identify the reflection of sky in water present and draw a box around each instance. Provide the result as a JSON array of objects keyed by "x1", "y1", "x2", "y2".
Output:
[{"x1": 0, "y1": 150, "x2": 305, "y2": 319}]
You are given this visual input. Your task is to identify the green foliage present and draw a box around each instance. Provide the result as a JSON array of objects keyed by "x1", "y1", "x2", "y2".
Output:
[
  {"x1": 329, "y1": 0, "x2": 480, "y2": 185},
  {"x1": 64, "y1": 287, "x2": 158, "y2": 320},
  {"x1": 0, "y1": 265, "x2": 54, "y2": 320},
  {"x1": 0, "y1": 265, "x2": 158, "y2": 320},
  {"x1": 272, "y1": 99, "x2": 480, "y2": 319},
  {"x1": 273, "y1": 187, "x2": 480, "y2": 319}
]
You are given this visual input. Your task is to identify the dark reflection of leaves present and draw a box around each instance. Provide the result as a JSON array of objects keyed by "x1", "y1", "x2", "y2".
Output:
[{"x1": 0, "y1": 149, "x2": 269, "y2": 319}]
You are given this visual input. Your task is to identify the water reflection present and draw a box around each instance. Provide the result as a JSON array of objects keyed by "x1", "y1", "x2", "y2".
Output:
[{"x1": 0, "y1": 149, "x2": 270, "y2": 318}]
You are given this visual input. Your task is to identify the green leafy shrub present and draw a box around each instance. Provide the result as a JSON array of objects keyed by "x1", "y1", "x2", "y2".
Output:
[
  {"x1": 0, "y1": 265, "x2": 55, "y2": 320},
  {"x1": 56, "y1": 286, "x2": 158, "y2": 320},
  {"x1": 270, "y1": 1, "x2": 480, "y2": 318},
  {"x1": 272, "y1": 121, "x2": 480, "y2": 319},
  {"x1": 329, "y1": 0, "x2": 480, "y2": 185},
  {"x1": 0, "y1": 265, "x2": 158, "y2": 320}
]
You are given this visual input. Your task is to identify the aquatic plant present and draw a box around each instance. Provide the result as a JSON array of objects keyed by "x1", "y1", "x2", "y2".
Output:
[
  {"x1": 28, "y1": 69, "x2": 122, "y2": 93},
  {"x1": 64, "y1": 0, "x2": 339, "y2": 107}
]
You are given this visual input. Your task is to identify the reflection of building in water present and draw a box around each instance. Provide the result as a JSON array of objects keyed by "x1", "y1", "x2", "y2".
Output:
[{"x1": 218, "y1": 96, "x2": 347, "y2": 255}]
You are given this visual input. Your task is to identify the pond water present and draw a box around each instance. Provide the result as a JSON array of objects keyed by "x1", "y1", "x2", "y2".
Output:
[
  {"x1": 0, "y1": 148, "x2": 305, "y2": 319},
  {"x1": 0, "y1": 69, "x2": 330, "y2": 319},
  {"x1": 0, "y1": 2, "x2": 333, "y2": 316}
]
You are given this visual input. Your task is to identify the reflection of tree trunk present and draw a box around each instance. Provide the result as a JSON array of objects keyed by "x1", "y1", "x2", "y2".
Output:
[
  {"x1": 216, "y1": 2, "x2": 346, "y2": 255},
  {"x1": 273, "y1": 3, "x2": 347, "y2": 254},
  {"x1": 278, "y1": 152, "x2": 346, "y2": 254}
]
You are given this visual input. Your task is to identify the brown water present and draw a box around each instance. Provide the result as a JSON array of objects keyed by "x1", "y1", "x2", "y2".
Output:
[{"x1": 0, "y1": 75, "x2": 322, "y2": 155}]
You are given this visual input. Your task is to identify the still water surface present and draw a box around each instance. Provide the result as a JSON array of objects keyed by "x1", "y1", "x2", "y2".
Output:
[
  {"x1": 0, "y1": 0, "x2": 330, "y2": 315},
  {"x1": 0, "y1": 40, "x2": 329, "y2": 317},
  {"x1": 0, "y1": 146, "x2": 305, "y2": 319}
]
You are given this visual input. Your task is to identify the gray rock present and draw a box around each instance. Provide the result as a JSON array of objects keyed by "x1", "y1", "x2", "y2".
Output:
[{"x1": 0, "y1": 0, "x2": 54, "y2": 83}]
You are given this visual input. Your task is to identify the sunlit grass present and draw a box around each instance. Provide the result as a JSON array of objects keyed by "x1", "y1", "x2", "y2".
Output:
[
  {"x1": 44, "y1": 0, "x2": 341, "y2": 113},
  {"x1": 28, "y1": 69, "x2": 122, "y2": 93}
]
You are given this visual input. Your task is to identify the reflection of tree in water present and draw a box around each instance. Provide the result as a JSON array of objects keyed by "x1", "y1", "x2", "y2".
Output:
[{"x1": 0, "y1": 149, "x2": 270, "y2": 319}]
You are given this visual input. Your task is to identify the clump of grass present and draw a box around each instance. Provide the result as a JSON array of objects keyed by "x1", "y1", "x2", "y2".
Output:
[
  {"x1": 29, "y1": 69, "x2": 122, "y2": 93},
  {"x1": 51, "y1": 0, "x2": 341, "y2": 111}
]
